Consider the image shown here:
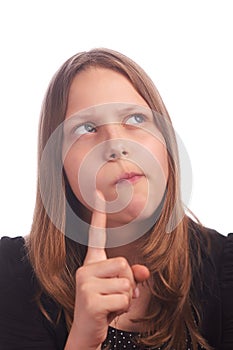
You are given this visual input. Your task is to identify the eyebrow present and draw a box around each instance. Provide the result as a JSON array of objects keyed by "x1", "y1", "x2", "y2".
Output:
[{"x1": 65, "y1": 104, "x2": 152, "y2": 126}]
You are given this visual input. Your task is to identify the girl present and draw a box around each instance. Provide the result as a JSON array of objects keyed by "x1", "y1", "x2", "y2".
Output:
[{"x1": 0, "y1": 48, "x2": 232, "y2": 350}]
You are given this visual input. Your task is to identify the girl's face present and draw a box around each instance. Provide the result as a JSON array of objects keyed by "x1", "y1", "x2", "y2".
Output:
[{"x1": 63, "y1": 68, "x2": 168, "y2": 228}]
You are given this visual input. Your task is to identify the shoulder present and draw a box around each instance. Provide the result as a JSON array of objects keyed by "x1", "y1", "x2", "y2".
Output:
[
  {"x1": 188, "y1": 221, "x2": 233, "y2": 348},
  {"x1": 0, "y1": 236, "x2": 33, "y2": 288},
  {"x1": 0, "y1": 236, "x2": 30, "y2": 282},
  {"x1": 0, "y1": 235, "x2": 26, "y2": 261},
  {"x1": 197, "y1": 224, "x2": 233, "y2": 287},
  {"x1": 189, "y1": 220, "x2": 233, "y2": 287},
  {"x1": 188, "y1": 220, "x2": 229, "y2": 302},
  {"x1": 0, "y1": 237, "x2": 56, "y2": 348},
  {"x1": 0, "y1": 235, "x2": 25, "y2": 255},
  {"x1": 212, "y1": 231, "x2": 233, "y2": 348},
  {"x1": 0, "y1": 235, "x2": 38, "y2": 315},
  {"x1": 188, "y1": 219, "x2": 227, "y2": 270},
  {"x1": 220, "y1": 232, "x2": 233, "y2": 288},
  {"x1": 198, "y1": 224, "x2": 233, "y2": 278}
]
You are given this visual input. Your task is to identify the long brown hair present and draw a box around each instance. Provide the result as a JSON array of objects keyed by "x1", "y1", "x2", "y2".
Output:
[{"x1": 26, "y1": 48, "x2": 212, "y2": 350}]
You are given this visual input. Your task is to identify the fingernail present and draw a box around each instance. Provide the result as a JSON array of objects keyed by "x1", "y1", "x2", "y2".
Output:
[{"x1": 133, "y1": 286, "x2": 140, "y2": 298}]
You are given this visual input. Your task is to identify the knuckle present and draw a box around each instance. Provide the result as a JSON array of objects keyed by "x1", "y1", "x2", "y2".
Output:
[
  {"x1": 85, "y1": 296, "x2": 96, "y2": 313},
  {"x1": 121, "y1": 278, "x2": 131, "y2": 291},
  {"x1": 77, "y1": 285, "x2": 100, "y2": 312},
  {"x1": 78, "y1": 281, "x2": 89, "y2": 295},
  {"x1": 116, "y1": 257, "x2": 128, "y2": 270},
  {"x1": 75, "y1": 266, "x2": 86, "y2": 283},
  {"x1": 121, "y1": 294, "x2": 130, "y2": 310}
]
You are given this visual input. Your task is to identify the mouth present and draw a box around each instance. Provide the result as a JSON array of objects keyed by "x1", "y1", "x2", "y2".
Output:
[{"x1": 115, "y1": 172, "x2": 144, "y2": 184}]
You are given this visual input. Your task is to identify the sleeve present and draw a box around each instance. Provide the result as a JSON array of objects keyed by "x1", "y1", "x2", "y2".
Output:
[
  {"x1": 220, "y1": 233, "x2": 233, "y2": 350},
  {"x1": 0, "y1": 237, "x2": 59, "y2": 350}
]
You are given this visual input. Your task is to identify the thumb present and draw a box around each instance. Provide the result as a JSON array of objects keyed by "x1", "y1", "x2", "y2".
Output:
[{"x1": 131, "y1": 264, "x2": 150, "y2": 284}]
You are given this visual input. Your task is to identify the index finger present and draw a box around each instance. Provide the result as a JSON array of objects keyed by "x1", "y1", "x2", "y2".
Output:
[{"x1": 84, "y1": 191, "x2": 107, "y2": 265}]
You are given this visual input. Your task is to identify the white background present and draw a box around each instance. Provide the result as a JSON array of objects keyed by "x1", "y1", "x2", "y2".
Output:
[{"x1": 0, "y1": 1, "x2": 232, "y2": 238}]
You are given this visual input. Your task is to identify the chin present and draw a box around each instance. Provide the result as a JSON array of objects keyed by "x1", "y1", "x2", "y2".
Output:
[
  {"x1": 107, "y1": 193, "x2": 162, "y2": 228},
  {"x1": 105, "y1": 198, "x2": 165, "y2": 247}
]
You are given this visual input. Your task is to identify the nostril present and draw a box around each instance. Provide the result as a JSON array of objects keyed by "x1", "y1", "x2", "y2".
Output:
[{"x1": 110, "y1": 153, "x2": 117, "y2": 159}]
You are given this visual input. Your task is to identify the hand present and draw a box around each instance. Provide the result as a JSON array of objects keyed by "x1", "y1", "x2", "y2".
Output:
[{"x1": 65, "y1": 192, "x2": 150, "y2": 350}]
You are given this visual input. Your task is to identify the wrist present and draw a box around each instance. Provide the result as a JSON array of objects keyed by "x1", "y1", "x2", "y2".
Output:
[{"x1": 65, "y1": 324, "x2": 102, "y2": 350}]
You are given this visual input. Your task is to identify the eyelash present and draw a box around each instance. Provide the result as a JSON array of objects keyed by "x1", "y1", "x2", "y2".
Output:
[
  {"x1": 73, "y1": 113, "x2": 147, "y2": 136},
  {"x1": 125, "y1": 113, "x2": 146, "y2": 125},
  {"x1": 73, "y1": 122, "x2": 97, "y2": 136}
]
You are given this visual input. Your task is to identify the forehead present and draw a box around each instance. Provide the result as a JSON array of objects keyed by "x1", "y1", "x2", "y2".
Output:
[{"x1": 65, "y1": 67, "x2": 149, "y2": 119}]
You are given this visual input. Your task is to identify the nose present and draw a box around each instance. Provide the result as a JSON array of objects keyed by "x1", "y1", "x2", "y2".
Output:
[
  {"x1": 101, "y1": 124, "x2": 130, "y2": 161},
  {"x1": 106, "y1": 144, "x2": 129, "y2": 161}
]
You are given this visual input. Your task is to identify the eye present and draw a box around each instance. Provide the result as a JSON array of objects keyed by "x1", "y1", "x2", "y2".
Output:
[
  {"x1": 74, "y1": 122, "x2": 97, "y2": 135},
  {"x1": 125, "y1": 113, "x2": 146, "y2": 126}
]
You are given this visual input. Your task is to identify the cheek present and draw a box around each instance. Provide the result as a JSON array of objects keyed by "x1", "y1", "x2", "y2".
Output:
[
  {"x1": 159, "y1": 147, "x2": 168, "y2": 181},
  {"x1": 146, "y1": 139, "x2": 169, "y2": 181},
  {"x1": 63, "y1": 148, "x2": 110, "y2": 210},
  {"x1": 63, "y1": 151, "x2": 83, "y2": 201},
  {"x1": 95, "y1": 167, "x2": 118, "y2": 201}
]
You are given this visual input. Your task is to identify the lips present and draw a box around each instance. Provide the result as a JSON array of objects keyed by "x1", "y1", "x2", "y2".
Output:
[{"x1": 115, "y1": 172, "x2": 144, "y2": 184}]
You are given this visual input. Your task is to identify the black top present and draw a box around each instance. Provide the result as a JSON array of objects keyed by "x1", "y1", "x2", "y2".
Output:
[{"x1": 0, "y1": 226, "x2": 233, "y2": 350}]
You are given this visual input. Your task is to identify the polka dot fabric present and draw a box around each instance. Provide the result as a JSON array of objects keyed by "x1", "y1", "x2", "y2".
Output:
[
  {"x1": 101, "y1": 326, "x2": 204, "y2": 349},
  {"x1": 102, "y1": 327, "x2": 142, "y2": 349}
]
